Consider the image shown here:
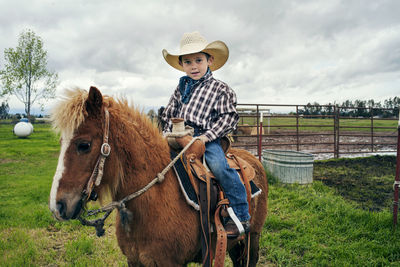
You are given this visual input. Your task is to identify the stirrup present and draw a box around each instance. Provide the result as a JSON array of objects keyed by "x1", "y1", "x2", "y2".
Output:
[{"x1": 226, "y1": 207, "x2": 245, "y2": 237}]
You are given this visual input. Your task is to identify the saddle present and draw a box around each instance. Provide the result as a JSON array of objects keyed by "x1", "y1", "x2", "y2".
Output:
[
  {"x1": 175, "y1": 135, "x2": 255, "y2": 194},
  {"x1": 169, "y1": 134, "x2": 256, "y2": 267}
]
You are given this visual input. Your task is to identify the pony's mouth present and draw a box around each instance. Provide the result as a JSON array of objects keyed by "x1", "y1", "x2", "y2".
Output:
[
  {"x1": 54, "y1": 198, "x2": 84, "y2": 221},
  {"x1": 71, "y1": 199, "x2": 84, "y2": 219}
]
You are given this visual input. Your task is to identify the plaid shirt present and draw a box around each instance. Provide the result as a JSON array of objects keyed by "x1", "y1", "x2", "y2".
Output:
[{"x1": 161, "y1": 71, "x2": 239, "y2": 141}]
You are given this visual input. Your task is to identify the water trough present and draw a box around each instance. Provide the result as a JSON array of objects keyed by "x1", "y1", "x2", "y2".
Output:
[{"x1": 262, "y1": 149, "x2": 314, "y2": 184}]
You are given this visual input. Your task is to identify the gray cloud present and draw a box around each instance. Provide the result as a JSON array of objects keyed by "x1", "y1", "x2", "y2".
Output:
[{"x1": 1, "y1": 0, "x2": 399, "y2": 113}]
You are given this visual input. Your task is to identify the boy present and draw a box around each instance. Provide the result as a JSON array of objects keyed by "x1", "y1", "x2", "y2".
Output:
[{"x1": 161, "y1": 31, "x2": 250, "y2": 238}]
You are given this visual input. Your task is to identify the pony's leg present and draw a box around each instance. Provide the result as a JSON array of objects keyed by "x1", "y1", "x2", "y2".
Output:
[
  {"x1": 126, "y1": 255, "x2": 158, "y2": 267},
  {"x1": 247, "y1": 232, "x2": 261, "y2": 267},
  {"x1": 228, "y1": 232, "x2": 261, "y2": 267},
  {"x1": 133, "y1": 253, "x2": 185, "y2": 267},
  {"x1": 128, "y1": 260, "x2": 143, "y2": 267},
  {"x1": 228, "y1": 241, "x2": 246, "y2": 267}
]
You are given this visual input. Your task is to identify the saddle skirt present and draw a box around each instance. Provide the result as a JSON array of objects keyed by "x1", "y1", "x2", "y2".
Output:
[{"x1": 170, "y1": 144, "x2": 262, "y2": 211}]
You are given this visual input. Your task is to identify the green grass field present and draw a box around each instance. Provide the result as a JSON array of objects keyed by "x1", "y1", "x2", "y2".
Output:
[
  {"x1": 0, "y1": 123, "x2": 126, "y2": 266},
  {"x1": 238, "y1": 116, "x2": 398, "y2": 132},
  {"x1": 1, "y1": 123, "x2": 400, "y2": 266}
]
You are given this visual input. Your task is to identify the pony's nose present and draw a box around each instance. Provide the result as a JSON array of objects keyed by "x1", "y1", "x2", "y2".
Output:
[
  {"x1": 55, "y1": 198, "x2": 83, "y2": 220},
  {"x1": 56, "y1": 200, "x2": 67, "y2": 219}
]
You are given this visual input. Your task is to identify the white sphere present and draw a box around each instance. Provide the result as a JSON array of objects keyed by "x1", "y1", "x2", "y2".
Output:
[{"x1": 13, "y1": 122, "x2": 34, "y2": 137}]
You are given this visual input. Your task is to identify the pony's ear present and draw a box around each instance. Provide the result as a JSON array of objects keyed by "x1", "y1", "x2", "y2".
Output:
[{"x1": 86, "y1": 86, "x2": 103, "y2": 114}]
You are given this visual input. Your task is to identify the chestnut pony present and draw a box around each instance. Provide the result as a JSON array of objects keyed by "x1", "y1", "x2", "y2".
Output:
[{"x1": 49, "y1": 86, "x2": 268, "y2": 266}]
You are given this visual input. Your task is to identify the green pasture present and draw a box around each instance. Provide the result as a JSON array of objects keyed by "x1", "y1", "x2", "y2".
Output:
[
  {"x1": 0, "y1": 123, "x2": 126, "y2": 266},
  {"x1": 1, "y1": 123, "x2": 400, "y2": 266},
  {"x1": 239, "y1": 116, "x2": 398, "y2": 132}
]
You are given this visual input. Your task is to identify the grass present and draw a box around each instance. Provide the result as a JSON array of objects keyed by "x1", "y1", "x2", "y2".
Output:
[
  {"x1": 1, "y1": 122, "x2": 400, "y2": 266},
  {"x1": 0, "y1": 123, "x2": 126, "y2": 266},
  {"x1": 261, "y1": 155, "x2": 400, "y2": 266},
  {"x1": 0, "y1": 123, "x2": 59, "y2": 229},
  {"x1": 239, "y1": 116, "x2": 398, "y2": 132},
  {"x1": 262, "y1": 180, "x2": 400, "y2": 266}
]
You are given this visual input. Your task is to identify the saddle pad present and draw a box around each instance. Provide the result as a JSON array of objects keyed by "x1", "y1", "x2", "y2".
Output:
[{"x1": 170, "y1": 150, "x2": 262, "y2": 211}]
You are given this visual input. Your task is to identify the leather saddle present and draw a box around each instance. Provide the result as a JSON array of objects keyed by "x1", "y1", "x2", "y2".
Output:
[
  {"x1": 169, "y1": 134, "x2": 256, "y2": 267},
  {"x1": 175, "y1": 135, "x2": 255, "y2": 184}
]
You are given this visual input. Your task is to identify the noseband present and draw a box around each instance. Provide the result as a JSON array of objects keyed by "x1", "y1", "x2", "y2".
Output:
[{"x1": 77, "y1": 107, "x2": 201, "y2": 237}]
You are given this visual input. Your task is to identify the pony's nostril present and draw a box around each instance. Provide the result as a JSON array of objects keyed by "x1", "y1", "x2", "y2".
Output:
[{"x1": 56, "y1": 201, "x2": 66, "y2": 218}]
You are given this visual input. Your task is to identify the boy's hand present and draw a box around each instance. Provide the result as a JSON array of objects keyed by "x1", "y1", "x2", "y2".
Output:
[{"x1": 198, "y1": 135, "x2": 209, "y2": 143}]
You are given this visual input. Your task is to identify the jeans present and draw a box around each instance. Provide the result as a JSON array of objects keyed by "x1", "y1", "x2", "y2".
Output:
[{"x1": 203, "y1": 138, "x2": 251, "y2": 222}]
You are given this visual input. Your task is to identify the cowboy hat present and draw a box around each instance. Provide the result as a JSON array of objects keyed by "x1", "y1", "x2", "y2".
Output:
[{"x1": 162, "y1": 31, "x2": 229, "y2": 72}]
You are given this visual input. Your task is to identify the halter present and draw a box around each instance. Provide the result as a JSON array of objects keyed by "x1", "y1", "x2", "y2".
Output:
[
  {"x1": 78, "y1": 107, "x2": 200, "y2": 236},
  {"x1": 82, "y1": 108, "x2": 111, "y2": 201}
]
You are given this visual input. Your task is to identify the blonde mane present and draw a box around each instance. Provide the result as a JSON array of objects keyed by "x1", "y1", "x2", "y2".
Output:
[{"x1": 51, "y1": 88, "x2": 162, "y2": 144}]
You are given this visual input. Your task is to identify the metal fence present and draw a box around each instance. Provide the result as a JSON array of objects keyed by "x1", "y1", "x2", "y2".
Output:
[{"x1": 231, "y1": 104, "x2": 399, "y2": 160}]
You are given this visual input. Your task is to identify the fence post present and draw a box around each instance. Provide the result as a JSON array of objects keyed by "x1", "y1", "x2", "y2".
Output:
[
  {"x1": 333, "y1": 105, "x2": 336, "y2": 158},
  {"x1": 371, "y1": 107, "x2": 374, "y2": 152},
  {"x1": 393, "y1": 109, "x2": 400, "y2": 227},
  {"x1": 258, "y1": 110, "x2": 263, "y2": 161},
  {"x1": 296, "y1": 105, "x2": 299, "y2": 151},
  {"x1": 256, "y1": 105, "x2": 260, "y2": 160},
  {"x1": 334, "y1": 105, "x2": 339, "y2": 158}
]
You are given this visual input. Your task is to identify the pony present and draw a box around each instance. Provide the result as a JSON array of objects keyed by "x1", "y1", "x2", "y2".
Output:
[{"x1": 49, "y1": 86, "x2": 268, "y2": 266}]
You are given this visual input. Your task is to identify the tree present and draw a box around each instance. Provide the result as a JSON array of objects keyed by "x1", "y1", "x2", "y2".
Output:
[
  {"x1": 0, "y1": 101, "x2": 9, "y2": 119},
  {"x1": 147, "y1": 109, "x2": 156, "y2": 123},
  {"x1": 0, "y1": 29, "x2": 58, "y2": 117},
  {"x1": 324, "y1": 102, "x2": 334, "y2": 116},
  {"x1": 354, "y1": 99, "x2": 367, "y2": 117}
]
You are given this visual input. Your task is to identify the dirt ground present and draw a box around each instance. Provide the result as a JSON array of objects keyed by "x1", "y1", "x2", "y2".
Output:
[
  {"x1": 313, "y1": 155, "x2": 397, "y2": 211},
  {"x1": 232, "y1": 130, "x2": 398, "y2": 160}
]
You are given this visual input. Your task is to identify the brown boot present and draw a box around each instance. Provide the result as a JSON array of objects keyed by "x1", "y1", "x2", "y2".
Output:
[{"x1": 225, "y1": 219, "x2": 250, "y2": 239}]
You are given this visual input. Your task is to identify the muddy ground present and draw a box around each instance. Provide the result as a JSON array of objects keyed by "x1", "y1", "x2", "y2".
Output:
[
  {"x1": 232, "y1": 130, "x2": 398, "y2": 160},
  {"x1": 313, "y1": 155, "x2": 397, "y2": 212}
]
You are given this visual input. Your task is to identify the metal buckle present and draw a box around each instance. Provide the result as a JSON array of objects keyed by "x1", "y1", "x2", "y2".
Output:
[{"x1": 101, "y1": 143, "x2": 111, "y2": 157}]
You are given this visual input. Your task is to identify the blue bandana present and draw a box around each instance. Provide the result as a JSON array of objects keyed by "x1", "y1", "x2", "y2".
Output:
[{"x1": 179, "y1": 68, "x2": 211, "y2": 104}]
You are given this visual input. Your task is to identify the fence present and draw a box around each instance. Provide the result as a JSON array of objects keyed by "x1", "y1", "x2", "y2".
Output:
[{"x1": 231, "y1": 104, "x2": 399, "y2": 160}]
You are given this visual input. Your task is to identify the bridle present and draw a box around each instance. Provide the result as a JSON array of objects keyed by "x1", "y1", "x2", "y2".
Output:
[
  {"x1": 77, "y1": 107, "x2": 200, "y2": 236},
  {"x1": 82, "y1": 108, "x2": 111, "y2": 202},
  {"x1": 77, "y1": 107, "x2": 112, "y2": 236}
]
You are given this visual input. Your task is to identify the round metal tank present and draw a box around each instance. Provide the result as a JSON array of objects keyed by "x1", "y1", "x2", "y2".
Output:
[{"x1": 262, "y1": 150, "x2": 314, "y2": 184}]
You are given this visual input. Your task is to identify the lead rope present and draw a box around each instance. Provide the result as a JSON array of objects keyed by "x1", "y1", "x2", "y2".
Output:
[{"x1": 79, "y1": 136, "x2": 201, "y2": 236}]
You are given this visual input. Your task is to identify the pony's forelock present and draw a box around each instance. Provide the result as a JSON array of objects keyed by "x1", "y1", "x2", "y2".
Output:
[{"x1": 51, "y1": 88, "x2": 89, "y2": 136}]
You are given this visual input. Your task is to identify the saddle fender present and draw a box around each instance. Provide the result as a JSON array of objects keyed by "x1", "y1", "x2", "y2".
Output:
[{"x1": 174, "y1": 134, "x2": 256, "y2": 184}]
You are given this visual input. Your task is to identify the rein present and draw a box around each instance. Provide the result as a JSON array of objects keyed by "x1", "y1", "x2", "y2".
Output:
[{"x1": 78, "y1": 107, "x2": 200, "y2": 236}]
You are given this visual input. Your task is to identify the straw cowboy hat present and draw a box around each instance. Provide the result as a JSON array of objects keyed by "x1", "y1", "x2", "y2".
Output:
[{"x1": 162, "y1": 31, "x2": 229, "y2": 72}]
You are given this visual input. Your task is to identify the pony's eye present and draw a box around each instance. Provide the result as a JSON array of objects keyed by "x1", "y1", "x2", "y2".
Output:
[{"x1": 77, "y1": 142, "x2": 91, "y2": 154}]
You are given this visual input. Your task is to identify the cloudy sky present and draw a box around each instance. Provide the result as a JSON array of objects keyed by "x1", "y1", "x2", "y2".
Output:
[{"x1": 1, "y1": 0, "x2": 399, "y2": 114}]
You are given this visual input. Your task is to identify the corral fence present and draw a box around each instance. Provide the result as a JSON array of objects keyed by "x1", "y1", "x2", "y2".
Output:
[{"x1": 231, "y1": 104, "x2": 399, "y2": 160}]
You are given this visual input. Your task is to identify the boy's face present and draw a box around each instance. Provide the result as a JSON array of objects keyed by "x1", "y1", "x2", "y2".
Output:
[{"x1": 180, "y1": 52, "x2": 214, "y2": 80}]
